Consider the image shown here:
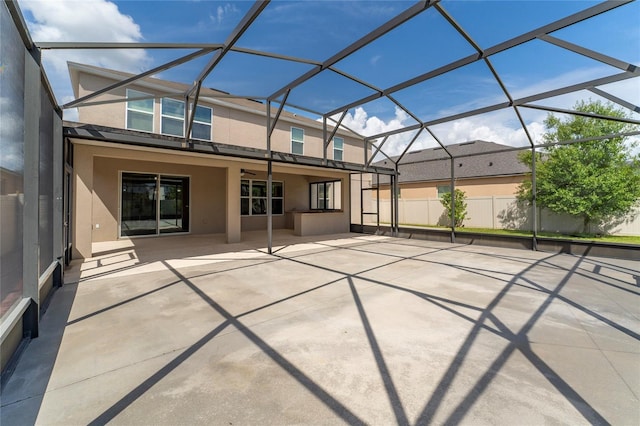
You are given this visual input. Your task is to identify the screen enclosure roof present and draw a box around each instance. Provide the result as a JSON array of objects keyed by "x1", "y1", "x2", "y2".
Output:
[{"x1": 17, "y1": 0, "x2": 640, "y2": 164}]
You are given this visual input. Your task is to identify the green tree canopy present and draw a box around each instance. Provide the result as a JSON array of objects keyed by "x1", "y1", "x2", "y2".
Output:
[{"x1": 518, "y1": 100, "x2": 640, "y2": 233}]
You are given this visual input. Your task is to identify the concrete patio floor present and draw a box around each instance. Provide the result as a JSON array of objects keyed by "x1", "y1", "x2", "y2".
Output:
[{"x1": 1, "y1": 231, "x2": 639, "y2": 425}]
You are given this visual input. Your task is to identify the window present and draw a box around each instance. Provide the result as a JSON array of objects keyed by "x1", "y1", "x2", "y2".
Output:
[
  {"x1": 121, "y1": 172, "x2": 189, "y2": 236},
  {"x1": 437, "y1": 185, "x2": 451, "y2": 198},
  {"x1": 310, "y1": 180, "x2": 342, "y2": 210},
  {"x1": 291, "y1": 127, "x2": 304, "y2": 155},
  {"x1": 161, "y1": 98, "x2": 185, "y2": 137},
  {"x1": 126, "y1": 89, "x2": 154, "y2": 132},
  {"x1": 241, "y1": 179, "x2": 284, "y2": 216},
  {"x1": 192, "y1": 104, "x2": 212, "y2": 140},
  {"x1": 162, "y1": 99, "x2": 212, "y2": 140},
  {"x1": 333, "y1": 137, "x2": 344, "y2": 161}
]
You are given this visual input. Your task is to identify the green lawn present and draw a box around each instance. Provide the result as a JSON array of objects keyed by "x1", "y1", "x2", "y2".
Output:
[{"x1": 382, "y1": 223, "x2": 640, "y2": 245}]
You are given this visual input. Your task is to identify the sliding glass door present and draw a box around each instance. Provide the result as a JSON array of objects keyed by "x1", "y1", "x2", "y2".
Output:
[
  {"x1": 121, "y1": 173, "x2": 157, "y2": 236},
  {"x1": 159, "y1": 176, "x2": 189, "y2": 234},
  {"x1": 121, "y1": 172, "x2": 189, "y2": 237}
]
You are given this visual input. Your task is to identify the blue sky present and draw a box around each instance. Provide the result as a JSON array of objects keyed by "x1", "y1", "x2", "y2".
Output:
[{"x1": 17, "y1": 0, "x2": 640, "y2": 154}]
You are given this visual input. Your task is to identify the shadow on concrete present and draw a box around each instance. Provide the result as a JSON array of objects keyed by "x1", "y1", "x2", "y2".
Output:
[
  {"x1": 0, "y1": 284, "x2": 78, "y2": 425},
  {"x1": 89, "y1": 260, "x2": 366, "y2": 426},
  {"x1": 271, "y1": 241, "x2": 638, "y2": 424},
  {"x1": 5, "y1": 232, "x2": 639, "y2": 425},
  {"x1": 91, "y1": 235, "x2": 638, "y2": 424}
]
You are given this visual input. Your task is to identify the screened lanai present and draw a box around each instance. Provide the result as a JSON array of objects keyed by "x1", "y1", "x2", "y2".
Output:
[
  {"x1": 2, "y1": 1, "x2": 640, "y2": 423},
  {"x1": 26, "y1": 0, "x2": 640, "y2": 246},
  {"x1": 2, "y1": 0, "x2": 639, "y2": 349}
]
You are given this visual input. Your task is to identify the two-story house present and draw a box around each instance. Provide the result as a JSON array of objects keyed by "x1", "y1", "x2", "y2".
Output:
[{"x1": 65, "y1": 62, "x2": 389, "y2": 259}]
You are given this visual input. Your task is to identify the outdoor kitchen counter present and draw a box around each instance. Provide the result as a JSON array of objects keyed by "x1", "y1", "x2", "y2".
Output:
[{"x1": 288, "y1": 210, "x2": 349, "y2": 236}]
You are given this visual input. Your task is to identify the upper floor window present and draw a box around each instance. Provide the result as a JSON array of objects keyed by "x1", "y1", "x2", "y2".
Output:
[
  {"x1": 291, "y1": 127, "x2": 304, "y2": 155},
  {"x1": 126, "y1": 89, "x2": 154, "y2": 132},
  {"x1": 310, "y1": 180, "x2": 342, "y2": 210},
  {"x1": 333, "y1": 137, "x2": 344, "y2": 161},
  {"x1": 191, "y1": 105, "x2": 212, "y2": 141},
  {"x1": 161, "y1": 98, "x2": 185, "y2": 137}
]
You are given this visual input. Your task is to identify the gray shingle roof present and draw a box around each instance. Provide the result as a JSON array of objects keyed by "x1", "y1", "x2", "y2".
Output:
[{"x1": 374, "y1": 141, "x2": 530, "y2": 184}]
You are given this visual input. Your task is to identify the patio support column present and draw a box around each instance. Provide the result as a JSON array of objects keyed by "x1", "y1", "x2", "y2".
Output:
[
  {"x1": 226, "y1": 164, "x2": 241, "y2": 244},
  {"x1": 394, "y1": 165, "x2": 400, "y2": 236},
  {"x1": 450, "y1": 157, "x2": 456, "y2": 244},
  {"x1": 73, "y1": 145, "x2": 94, "y2": 259},
  {"x1": 266, "y1": 100, "x2": 273, "y2": 254},
  {"x1": 389, "y1": 173, "x2": 394, "y2": 236},
  {"x1": 532, "y1": 146, "x2": 538, "y2": 250},
  {"x1": 322, "y1": 116, "x2": 327, "y2": 165},
  {"x1": 376, "y1": 173, "x2": 380, "y2": 229},
  {"x1": 267, "y1": 160, "x2": 272, "y2": 253},
  {"x1": 364, "y1": 140, "x2": 369, "y2": 165},
  {"x1": 359, "y1": 173, "x2": 364, "y2": 229}
]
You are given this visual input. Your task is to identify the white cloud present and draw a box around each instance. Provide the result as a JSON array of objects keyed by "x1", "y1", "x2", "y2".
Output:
[
  {"x1": 21, "y1": 0, "x2": 149, "y2": 74},
  {"x1": 19, "y1": 0, "x2": 151, "y2": 115},
  {"x1": 333, "y1": 105, "x2": 545, "y2": 157},
  {"x1": 61, "y1": 96, "x2": 79, "y2": 122},
  {"x1": 338, "y1": 106, "x2": 410, "y2": 137},
  {"x1": 0, "y1": 96, "x2": 25, "y2": 172},
  {"x1": 210, "y1": 3, "x2": 240, "y2": 26},
  {"x1": 432, "y1": 114, "x2": 545, "y2": 147}
]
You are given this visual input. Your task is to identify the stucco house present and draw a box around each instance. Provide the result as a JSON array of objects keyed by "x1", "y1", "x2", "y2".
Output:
[
  {"x1": 374, "y1": 140, "x2": 530, "y2": 200},
  {"x1": 66, "y1": 62, "x2": 390, "y2": 259}
]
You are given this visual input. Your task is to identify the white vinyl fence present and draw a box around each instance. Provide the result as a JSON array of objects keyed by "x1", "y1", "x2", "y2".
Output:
[{"x1": 374, "y1": 196, "x2": 640, "y2": 236}]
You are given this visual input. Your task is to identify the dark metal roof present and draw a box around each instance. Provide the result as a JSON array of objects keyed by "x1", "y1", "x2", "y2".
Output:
[
  {"x1": 63, "y1": 122, "x2": 395, "y2": 175},
  {"x1": 375, "y1": 140, "x2": 530, "y2": 184}
]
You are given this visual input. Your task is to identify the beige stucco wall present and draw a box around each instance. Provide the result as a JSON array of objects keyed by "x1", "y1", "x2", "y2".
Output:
[
  {"x1": 376, "y1": 176, "x2": 526, "y2": 199},
  {"x1": 72, "y1": 140, "x2": 351, "y2": 259},
  {"x1": 294, "y1": 211, "x2": 349, "y2": 236},
  {"x1": 77, "y1": 73, "x2": 130, "y2": 130},
  {"x1": 75, "y1": 71, "x2": 365, "y2": 163},
  {"x1": 92, "y1": 157, "x2": 226, "y2": 242}
]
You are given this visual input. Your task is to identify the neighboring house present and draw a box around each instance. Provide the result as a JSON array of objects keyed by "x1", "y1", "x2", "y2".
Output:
[
  {"x1": 66, "y1": 62, "x2": 389, "y2": 259},
  {"x1": 374, "y1": 140, "x2": 530, "y2": 199}
]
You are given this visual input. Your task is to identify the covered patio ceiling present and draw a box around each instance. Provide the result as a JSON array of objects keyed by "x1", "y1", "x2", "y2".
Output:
[{"x1": 17, "y1": 0, "x2": 640, "y2": 163}]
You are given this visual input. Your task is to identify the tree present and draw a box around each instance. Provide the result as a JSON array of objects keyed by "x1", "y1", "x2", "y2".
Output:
[
  {"x1": 517, "y1": 100, "x2": 640, "y2": 234},
  {"x1": 441, "y1": 188, "x2": 469, "y2": 227}
]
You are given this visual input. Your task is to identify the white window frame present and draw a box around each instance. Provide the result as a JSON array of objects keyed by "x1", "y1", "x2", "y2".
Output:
[
  {"x1": 161, "y1": 97, "x2": 185, "y2": 137},
  {"x1": 125, "y1": 89, "x2": 154, "y2": 133},
  {"x1": 118, "y1": 170, "x2": 192, "y2": 238},
  {"x1": 310, "y1": 180, "x2": 342, "y2": 211},
  {"x1": 241, "y1": 179, "x2": 284, "y2": 216},
  {"x1": 333, "y1": 136, "x2": 344, "y2": 161},
  {"x1": 291, "y1": 127, "x2": 304, "y2": 155},
  {"x1": 191, "y1": 104, "x2": 212, "y2": 141}
]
